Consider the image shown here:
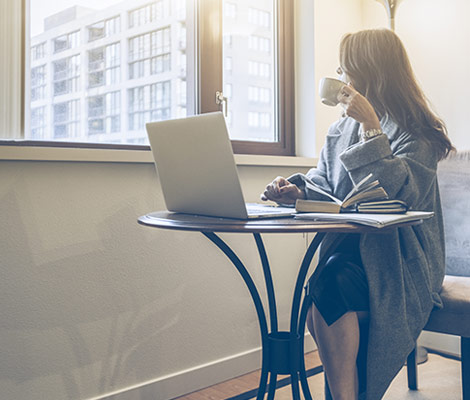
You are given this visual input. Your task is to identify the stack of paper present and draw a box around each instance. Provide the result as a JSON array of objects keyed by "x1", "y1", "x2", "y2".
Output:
[{"x1": 294, "y1": 211, "x2": 434, "y2": 228}]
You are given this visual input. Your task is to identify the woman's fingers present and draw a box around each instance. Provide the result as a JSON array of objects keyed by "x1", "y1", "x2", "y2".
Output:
[
  {"x1": 261, "y1": 177, "x2": 301, "y2": 204},
  {"x1": 279, "y1": 184, "x2": 299, "y2": 196},
  {"x1": 341, "y1": 84, "x2": 357, "y2": 96},
  {"x1": 338, "y1": 84, "x2": 356, "y2": 105}
]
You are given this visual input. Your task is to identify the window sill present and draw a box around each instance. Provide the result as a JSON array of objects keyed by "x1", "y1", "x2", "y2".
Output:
[{"x1": 0, "y1": 144, "x2": 316, "y2": 168}]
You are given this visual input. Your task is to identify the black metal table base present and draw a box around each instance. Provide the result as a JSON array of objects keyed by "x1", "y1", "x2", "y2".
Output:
[{"x1": 202, "y1": 232, "x2": 344, "y2": 400}]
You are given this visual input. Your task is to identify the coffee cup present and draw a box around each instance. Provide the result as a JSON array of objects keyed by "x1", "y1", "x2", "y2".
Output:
[{"x1": 319, "y1": 77, "x2": 345, "y2": 106}]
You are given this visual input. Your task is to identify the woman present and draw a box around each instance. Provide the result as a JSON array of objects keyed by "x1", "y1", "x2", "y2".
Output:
[{"x1": 262, "y1": 29, "x2": 454, "y2": 399}]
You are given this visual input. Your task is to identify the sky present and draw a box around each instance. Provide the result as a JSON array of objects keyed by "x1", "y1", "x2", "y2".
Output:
[{"x1": 30, "y1": 0, "x2": 121, "y2": 37}]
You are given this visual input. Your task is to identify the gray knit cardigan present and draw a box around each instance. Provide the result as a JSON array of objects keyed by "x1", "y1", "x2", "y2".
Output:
[{"x1": 288, "y1": 115, "x2": 445, "y2": 399}]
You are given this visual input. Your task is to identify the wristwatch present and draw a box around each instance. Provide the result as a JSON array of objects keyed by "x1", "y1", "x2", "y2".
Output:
[{"x1": 361, "y1": 128, "x2": 384, "y2": 142}]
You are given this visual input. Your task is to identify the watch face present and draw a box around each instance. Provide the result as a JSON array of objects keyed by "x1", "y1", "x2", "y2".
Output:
[{"x1": 365, "y1": 129, "x2": 382, "y2": 138}]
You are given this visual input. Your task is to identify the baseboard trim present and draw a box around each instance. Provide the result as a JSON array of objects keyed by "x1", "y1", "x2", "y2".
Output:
[{"x1": 89, "y1": 335, "x2": 317, "y2": 400}]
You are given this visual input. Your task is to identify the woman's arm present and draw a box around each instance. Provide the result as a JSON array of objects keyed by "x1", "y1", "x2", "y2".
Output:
[
  {"x1": 287, "y1": 136, "x2": 337, "y2": 201},
  {"x1": 339, "y1": 132, "x2": 439, "y2": 210}
]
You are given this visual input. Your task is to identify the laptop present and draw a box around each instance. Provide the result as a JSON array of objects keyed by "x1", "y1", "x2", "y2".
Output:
[{"x1": 145, "y1": 112, "x2": 296, "y2": 219}]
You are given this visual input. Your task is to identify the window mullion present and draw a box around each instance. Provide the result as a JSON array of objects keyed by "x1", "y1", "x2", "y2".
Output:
[
  {"x1": 197, "y1": 0, "x2": 223, "y2": 114},
  {"x1": 0, "y1": 0, "x2": 25, "y2": 138}
]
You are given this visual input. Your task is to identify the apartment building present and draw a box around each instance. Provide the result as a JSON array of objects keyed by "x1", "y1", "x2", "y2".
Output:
[{"x1": 28, "y1": 0, "x2": 274, "y2": 144}]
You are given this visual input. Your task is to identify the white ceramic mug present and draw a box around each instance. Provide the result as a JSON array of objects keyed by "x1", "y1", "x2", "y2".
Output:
[{"x1": 319, "y1": 77, "x2": 345, "y2": 106}]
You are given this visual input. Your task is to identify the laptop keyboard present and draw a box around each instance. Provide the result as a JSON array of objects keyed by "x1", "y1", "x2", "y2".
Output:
[{"x1": 246, "y1": 203, "x2": 294, "y2": 215}]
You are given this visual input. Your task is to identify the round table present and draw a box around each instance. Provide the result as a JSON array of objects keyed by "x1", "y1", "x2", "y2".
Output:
[{"x1": 138, "y1": 211, "x2": 421, "y2": 400}]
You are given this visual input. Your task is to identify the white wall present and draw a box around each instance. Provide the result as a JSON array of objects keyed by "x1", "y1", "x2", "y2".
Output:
[{"x1": 0, "y1": 160, "x2": 313, "y2": 400}]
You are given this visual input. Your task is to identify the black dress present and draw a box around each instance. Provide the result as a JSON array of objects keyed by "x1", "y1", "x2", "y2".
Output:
[{"x1": 307, "y1": 233, "x2": 369, "y2": 326}]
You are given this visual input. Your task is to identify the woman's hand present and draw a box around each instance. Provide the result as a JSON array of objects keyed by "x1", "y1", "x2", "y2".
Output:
[
  {"x1": 338, "y1": 84, "x2": 381, "y2": 132},
  {"x1": 260, "y1": 176, "x2": 305, "y2": 205}
]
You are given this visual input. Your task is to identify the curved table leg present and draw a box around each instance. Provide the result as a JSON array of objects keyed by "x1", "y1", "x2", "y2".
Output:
[
  {"x1": 254, "y1": 233, "x2": 279, "y2": 398},
  {"x1": 202, "y1": 232, "x2": 270, "y2": 400},
  {"x1": 267, "y1": 373, "x2": 277, "y2": 400},
  {"x1": 254, "y1": 233, "x2": 278, "y2": 333}
]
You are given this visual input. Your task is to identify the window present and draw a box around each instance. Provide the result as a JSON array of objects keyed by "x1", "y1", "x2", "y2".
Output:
[
  {"x1": 53, "y1": 55, "x2": 80, "y2": 96},
  {"x1": 225, "y1": 2, "x2": 237, "y2": 18},
  {"x1": 224, "y1": 83, "x2": 232, "y2": 99},
  {"x1": 248, "y1": 61, "x2": 270, "y2": 79},
  {"x1": 249, "y1": 86, "x2": 270, "y2": 104},
  {"x1": 88, "y1": 16, "x2": 120, "y2": 42},
  {"x1": 31, "y1": 106, "x2": 46, "y2": 139},
  {"x1": 248, "y1": 35, "x2": 270, "y2": 53},
  {"x1": 128, "y1": 28, "x2": 171, "y2": 80},
  {"x1": 224, "y1": 56, "x2": 232, "y2": 72},
  {"x1": 128, "y1": 0, "x2": 170, "y2": 29},
  {"x1": 128, "y1": 81, "x2": 171, "y2": 139},
  {"x1": 88, "y1": 43, "x2": 120, "y2": 88},
  {"x1": 31, "y1": 42, "x2": 46, "y2": 60},
  {"x1": 31, "y1": 65, "x2": 46, "y2": 101},
  {"x1": 53, "y1": 30, "x2": 80, "y2": 54},
  {"x1": 87, "y1": 91, "x2": 121, "y2": 135},
  {"x1": 248, "y1": 7, "x2": 270, "y2": 28},
  {"x1": 248, "y1": 111, "x2": 270, "y2": 129},
  {"x1": 53, "y1": 99, "x2": 80, "y2": 139},
  {"x1": 220, "y1": 0, "x2": 291, "y2": 150},
  {"x1": 7, "y1": 0, "x2": 294, "y2": 155}
]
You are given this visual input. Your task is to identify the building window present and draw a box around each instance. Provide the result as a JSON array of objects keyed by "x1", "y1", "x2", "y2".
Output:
[
  {"x1": 248, "y1": 86, "x2": 270, "y2": 103},
  {"x1": 53, "y1": 99, "x2": 80, "y2": 138},
  {"x1": 224, "y1": 2, "x2": 237, "y2": 18},
  {"x1": 248, "y1": 35, "x2": 270, "y2": 53},
  {"x1": 175, "y1": 79, "x2": 186, "y2": 116},
  {"x1": 224, "y1": 83, "x2": 232, "y2": 99},
  {"x1": 248, "y1": 61, "x2": 270, "y2": 79},
  {"x1": 31, "y1": 106, "x2": 46, "y2": 139},
  {"x1": 53, "y1": 30, "x2": 80, "y2": 54},
  {"x1": 31, "y1": 65, "x2": 47, "y2": 101},
  {"x1": 129, "y1": 28, "x2": 171, "y2": 80},
  {"x1": 88, "y1": 16, "x2": 120, "y2": 42},
  {"x1": 248, "y1": 111, "x2": 270, "y2": 129},
  {"x1": 248, "y1": 7, "x2": 270, "y2": 28},
  {"x1": 53, "y1": 55, "x2": 80, "y2": 96},
  {"x1": 87, "y1": 91, "x2": 121, "y2": 135},
  {"x1": 128, "y1": 81, "x2": 171, "y2": 132},
  {"x1": 128, "y1": 0, "x2": 170, "y2": 28},
  {"x1": 224, "y1": 56, "x2": 232, "y2": 72},
  {"x1": 224, "y1": 34, "x2": 232, "y2": 48},
  {"x1": 31, "y1": 42, "x2": 46, "y2": 61},
  {"x1": 88, "y1": 43, "x2": 120, "y2": 87}
]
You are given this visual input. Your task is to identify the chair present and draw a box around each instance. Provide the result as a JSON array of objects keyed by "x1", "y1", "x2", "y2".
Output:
[{"x1": 406, "y1": 151, "x2": 470, "y2": 399}]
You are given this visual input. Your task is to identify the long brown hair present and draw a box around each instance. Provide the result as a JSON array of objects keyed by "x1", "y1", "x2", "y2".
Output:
[{"x1": 339, "y1": 29, "x2": 454, "y2": 160}]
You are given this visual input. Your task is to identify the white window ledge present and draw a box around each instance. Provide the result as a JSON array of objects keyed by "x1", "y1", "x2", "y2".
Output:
[{"x1": 0, "y1": 144, "x2": 316, "y2": 168}]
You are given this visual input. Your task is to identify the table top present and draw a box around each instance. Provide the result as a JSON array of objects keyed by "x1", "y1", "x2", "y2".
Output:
[{"x1": 138, "y1": 211, "x2": 422, "y2": 234}]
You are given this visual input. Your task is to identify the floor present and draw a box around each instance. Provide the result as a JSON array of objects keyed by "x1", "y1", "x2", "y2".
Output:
[{"x1": 176, "y1": 351, "x2": 461, "y2": 400}]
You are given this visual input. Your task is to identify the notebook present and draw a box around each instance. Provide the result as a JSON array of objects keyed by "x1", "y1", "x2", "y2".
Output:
[{"x1": 145, "y1": 112, "x2": 295, "y2": 219}]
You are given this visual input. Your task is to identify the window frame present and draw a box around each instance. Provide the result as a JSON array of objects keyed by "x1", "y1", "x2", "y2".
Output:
[
  {"x1": 7, "y1": 0, "x2": 295, "y2": 156},
  {"x1": 198, "y1": 0, "x2": 295, "y2": 156}
]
